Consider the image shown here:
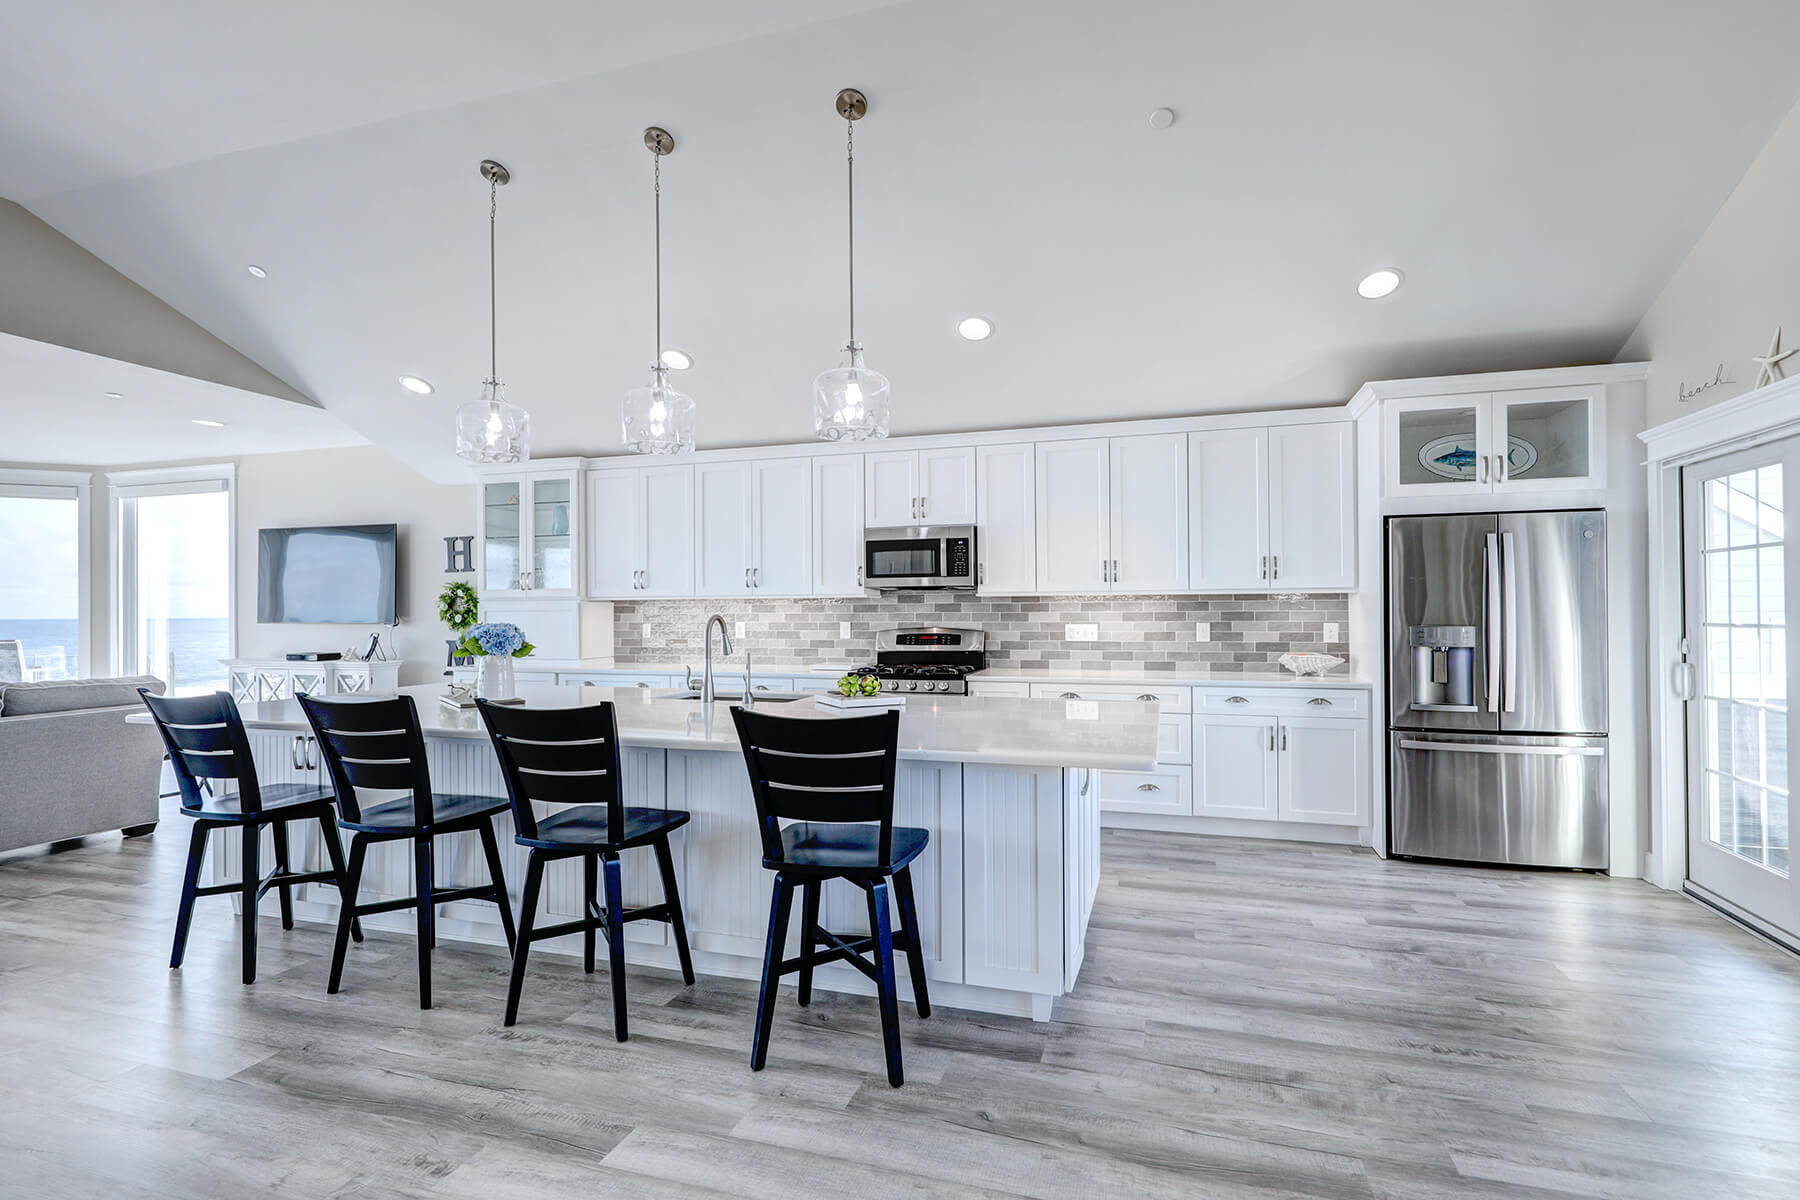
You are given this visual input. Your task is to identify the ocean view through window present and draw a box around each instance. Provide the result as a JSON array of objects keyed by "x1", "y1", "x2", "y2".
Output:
[
  {"x1": 116, "y1": 476, "x2": 232, "y2": 694},
  {"x1": 0, "y1": 489, "x2": 83, "y2": 681}
]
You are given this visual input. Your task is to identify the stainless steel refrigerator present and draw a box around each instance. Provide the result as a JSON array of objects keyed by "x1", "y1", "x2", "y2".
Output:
[{"x1": 1386, "y1": 510, "x2": 1608, "y2": 869}]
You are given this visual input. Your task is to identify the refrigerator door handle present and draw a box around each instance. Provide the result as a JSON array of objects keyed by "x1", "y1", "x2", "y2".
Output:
[
  {"x1": 1397, "y1": 739, "x2": 1604, "y2": 757},
  {"x1": 1484, "y1": 532, "x2": 1501, "y2": 708},
  {"x1": 1501, "y1": 530, "x2": 1518, "y2": 713}
]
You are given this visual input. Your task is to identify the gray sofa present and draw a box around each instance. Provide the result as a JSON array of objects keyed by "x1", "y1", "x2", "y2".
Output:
[{"x1": 0, "y1": 675, "x2": 167, "y2": 853}]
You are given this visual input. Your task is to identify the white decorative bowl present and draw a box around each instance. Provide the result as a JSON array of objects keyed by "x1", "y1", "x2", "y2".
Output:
[{"x1": 1278, "y1": 653, "x2": 1346, "y2": 677}]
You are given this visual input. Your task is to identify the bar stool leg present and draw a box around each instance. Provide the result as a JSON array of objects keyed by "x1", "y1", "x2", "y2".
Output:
[
  {"x1": 602, "y1": 853, "x2": 629, "y2": 1042},
  {"x1": 504, "y1": 853, "x2": 544, "y2": 1027},
  {"x1": 477, "y1": 818, "x2": 516, "y2": 952},
  {"x1": 653, "y1": 836, "x2": 695, "y2": 986},
  {"x1": 892, "y1": 865, "x2": 931, "y2": 1018},
  {"x1": 867, "y1": 879, "x2": 903, "y2": 1087},
  {"x1": 239, "y1": 823, "x2": 261, "y2": 985},
  {"x1": 314, "y1": 814, "x2": 364, "y2": 943},
  {"x1": 271, "y1": 819, "x2": 295, "y2": 930},
  {"x1": 413, "y1": 835, "x2": 435, "y2": 1010},
  {"x1": 797, "y1": 880, "x2": 821, "y2": 1007},
  {"x1": 751, "y1": 874, "x2": 794, "y2": 1071},
  {"x1": 328, "y1": 835, "x2": 366, "y2": 994},
  {"x1": 170, "y1": 821, "x2": 209, "y2": 969},
  {"x1": 583, "y1": 854, "x2": 599, "y2": 974}
]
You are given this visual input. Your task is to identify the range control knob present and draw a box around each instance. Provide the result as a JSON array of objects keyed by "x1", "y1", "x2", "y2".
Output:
[
  {"x1": 933, "y1": 680, "x2": 949, "y2": 692},
  {"x1": 904, "y1": 680, "x2": 918, "y2": 691}
]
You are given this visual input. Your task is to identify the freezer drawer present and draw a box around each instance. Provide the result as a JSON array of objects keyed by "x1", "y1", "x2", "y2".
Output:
[{"x1": 1389, "y1": 732, "x2": 1608, "y2": 869}]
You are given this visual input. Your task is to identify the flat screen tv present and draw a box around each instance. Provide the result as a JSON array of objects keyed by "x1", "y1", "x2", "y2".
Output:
[{"x1": 257, "y1": 524, "x2": 398, "y2": 625}]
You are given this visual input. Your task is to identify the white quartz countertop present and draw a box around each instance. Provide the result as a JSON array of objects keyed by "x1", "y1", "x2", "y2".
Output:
[
  {"x1": 577, "y1": 660, "x2": 1376, "y2": 689},
  {"x1": 150, "y1": 684, "x2": 1162, "y2": 772}
]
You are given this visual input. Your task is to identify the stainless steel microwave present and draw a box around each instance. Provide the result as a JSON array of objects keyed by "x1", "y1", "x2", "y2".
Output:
[{"x1": 862, "y1": 525, "x2": 977, "y2": 590}]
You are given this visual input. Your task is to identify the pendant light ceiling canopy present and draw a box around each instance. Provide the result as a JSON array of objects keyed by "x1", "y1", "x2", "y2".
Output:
[
  {"x1": 813, "y1": 87, "x2": 890, "y2": 442},
  {"x1": 621, "y1": 126, "x2": 697, "y2": 455},
  {"x1": 455, "y1": 159, "x2": 531, "y2": 464}
]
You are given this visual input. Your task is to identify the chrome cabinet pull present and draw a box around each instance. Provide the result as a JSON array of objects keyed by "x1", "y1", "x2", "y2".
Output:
[
  {"x1": 635, "y1": 681, "x2": 650, "y2": 688},
  {"x1": 1271, "y1": 555, "x2": 1279, "y2": 580},
  {"x1": 1059, "y1": 691, "x2": 1081, "y2": 700},
  {"x1": 1079, "y1": 769, "x2": 1091, "y2": 798},
  {"x1": 1111, "y1": 558, "x2": 1119, "y2": 583},
  {"x1": 1136, "y1": 693, "x2": 1158, "y2": 702},
  {"x1": 979, "y1": 562, "x2": 985, "y2": 585},
  {"x1": 1267, "y1": 726, "x2": 1275, "y2": 751},
  {"x1": 1280, "y1": 727, "x2": 1288, "y2": 752},
  {"x1": 291, "y1": 735, "x2": 303, "y2": 771},
  {"x1": 755, "y1": 684, "x2": 770, "y2": 691},
  {"x1": 920, "y1": 495, "x2": 927, "y2": 519},
  {"x1": 1101, "y1": 559, "x2": 1109, "y2": 583},
  {"x1": 1136, "y1": 782, "x2": 1161, "y2": 792},
  {"x1": 752, "y1": 567, "x2": 760, "y2": 588},
  {"x1": 1260, "y1": 555, "x2": 1268, "y2": 580},
  {"x1": 856, "y1": 565, "x2": 864, "y2": 586},
  {"x1": 1480, "y1": 454, "x2": 1490, "y2": 484},
  {"x1": 1226, "y1": 695, "x2": 1249, "y2": 704},
  {"x1": 1499, "y1": 452, "x2": 1509, "y2": 484},
  {"x1": 744, "y1": 567, "x2": 750, "y2": 589},
  {"x1": 1307, "y1": 696, "x2": 1332, "y2": 706}
]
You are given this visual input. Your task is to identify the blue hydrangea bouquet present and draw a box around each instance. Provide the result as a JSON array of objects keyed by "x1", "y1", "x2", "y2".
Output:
[{"x1": 453, "y1": 621, "x2": 535, "y2": 659}]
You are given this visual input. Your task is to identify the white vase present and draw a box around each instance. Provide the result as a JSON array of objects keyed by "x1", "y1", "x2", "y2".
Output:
[{"x1": 478, "y1": 655, "x2": 517, "y2": 701}]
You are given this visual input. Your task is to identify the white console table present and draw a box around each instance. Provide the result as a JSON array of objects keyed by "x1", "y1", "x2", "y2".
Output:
[{"x1": 223, "y1": 657, "x2": 403, "y2": 703}]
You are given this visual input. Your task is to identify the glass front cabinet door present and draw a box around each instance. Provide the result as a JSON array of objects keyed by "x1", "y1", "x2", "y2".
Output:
[
  {"x1": 1383, "y1": 388, "x2": 1603, "y2": 498},
  {"x1": 476, "y1": 465, "x2": 581, "y2": 597}
]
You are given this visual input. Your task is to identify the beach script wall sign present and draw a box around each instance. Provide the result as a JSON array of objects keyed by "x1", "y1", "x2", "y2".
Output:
[{"x1": 1679, "y1": 363, "x2": 1736, "y2": 404}]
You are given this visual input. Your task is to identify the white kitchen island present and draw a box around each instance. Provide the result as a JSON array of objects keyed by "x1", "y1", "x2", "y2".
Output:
[{"x1": 174, "y1": 684, "x2": 1160, "y2": 1021}]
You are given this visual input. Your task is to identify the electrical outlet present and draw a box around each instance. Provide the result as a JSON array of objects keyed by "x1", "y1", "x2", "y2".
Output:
[
  {"x1": 1324, "y1": 622, "x2": 1340, "y2": 643},
  {"x1": 839, "y1": 622, "x2": 852, "y2": 640},
  {"x1": 1194, "y1": 621, "x2": 1211, "y2": 642},
  {"x1": 734, "y1": 621, "x2": 746, "y2": 639},
  {"x1": 1065, "y1": 623, "x2": 1099, "y2": 642}
]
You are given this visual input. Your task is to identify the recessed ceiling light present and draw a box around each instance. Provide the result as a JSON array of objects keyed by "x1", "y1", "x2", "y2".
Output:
[
  {"x1": 659, "y1": 348, "x2": 693, "y2": 371},
  {"x1": 957, "y1": 316, "x2": 994, "y2": 341},
  {"x1": 1148, "y1": 107, "x2": 1176, "y2": 131},
  {"x1": 192, "y1": 419, "x2": 226, "y2": 428},
  {"x1": 246, "y1": 264, "x2": 268, "y2": 279},
  {"x1": 1357, "y1": 268, "x2": 1403, "y2": 299},
  {"x1": 104, "y1": 391, "x2": 123, "y2": 399},
  {"x1": 398, "y1": 375, "x2": 435, "y2": 395}
]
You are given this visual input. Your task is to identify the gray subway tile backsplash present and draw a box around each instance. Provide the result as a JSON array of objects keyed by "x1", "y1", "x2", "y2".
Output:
[{"x1": 610, "y1": 593, "x2": 1350, "y2": 671}]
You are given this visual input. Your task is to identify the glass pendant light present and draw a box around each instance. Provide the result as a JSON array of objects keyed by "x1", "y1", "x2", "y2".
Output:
[
  {"x1": 622, "y1": 127, "x2": 696, "y2": 454},
  {"x1": 814, "y1": 88, "x2": 890, "y2": 442},
  {"x1": 455, "y1": 160, "x2": 531, "y2": 463}
]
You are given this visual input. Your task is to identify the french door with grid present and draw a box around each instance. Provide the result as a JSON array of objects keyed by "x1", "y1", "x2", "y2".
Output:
[{"x1": 1683, "y1": 439, "x2": 1798, "y2": 941}]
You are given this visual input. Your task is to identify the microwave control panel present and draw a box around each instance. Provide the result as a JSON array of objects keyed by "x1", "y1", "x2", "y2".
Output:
[{"x1": 945, "y1": 537, "x2": 972, "y2": 578}]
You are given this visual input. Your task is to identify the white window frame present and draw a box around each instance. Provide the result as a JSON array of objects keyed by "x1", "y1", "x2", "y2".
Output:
[
  {"x1": 107, "y1": 463, "x2": 237, "y2": 681},
  {"x1": 0, "y1": 468, "x2": 93, "y2": 680}
]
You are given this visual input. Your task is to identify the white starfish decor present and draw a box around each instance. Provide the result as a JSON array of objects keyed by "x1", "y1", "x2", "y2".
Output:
[{"x1": 1751, "y1": 326, "x2": 1799, "y2": 389}]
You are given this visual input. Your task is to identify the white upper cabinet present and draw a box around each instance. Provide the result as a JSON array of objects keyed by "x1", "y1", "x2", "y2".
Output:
[
  {"x1": 1188, "y1": 428, "x2": 1268, "y2": 590},
  {"x1": 812, "y1": 455, "x2": 866, "y2": 595},
  {"x1": 695, "y1": 459, "x2": 812, "y2": 595},
  {"x1": 1383, "y1": 387, "x2": 1603, "y2": 498},
  {"x1": 1189, "y1": 423, "x2": 1355, "y2": 591},
  {"x1": 752, "y1": 458, "x2": 813, "y2": 595},
  {"x1": 976, "y1": 443, "x2": 1036, "y2": 593},
  {"x1": 1267, "y1": 423, "x2": 1355, "y2": 589},
  {"x1": 1109, "y1": 434, "x2": 1188, "y2": 591},
  {"x1": 640, "y1": 465, "x2": 696, "y2": 596},
  {"x1": 694, "y1": 461, "x2": 753, "y2": 594},
  {"x1": 476, "y1": 463, "x2": 581, "y2": 598},
  {"x1": 586, "y1": 465, "x2": 694, "y2": 598},
  {"x1": 1035, "y1": 439, "x2": 1110, "y2": 592},
  {"x1": 865, "y1": 446, "x2": 976, "y2": 526}
]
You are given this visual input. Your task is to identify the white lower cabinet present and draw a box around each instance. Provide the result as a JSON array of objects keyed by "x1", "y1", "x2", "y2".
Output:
[
  {"x1": 1193, "y1": 694, "x2": 1370, "y2": 827},
  {"x1": 1194, "y1": 713, "x2": 1279, "y2": 820},
  {"x1": 1092, "y1": 764, "x2": 1192, "y2": 817}
]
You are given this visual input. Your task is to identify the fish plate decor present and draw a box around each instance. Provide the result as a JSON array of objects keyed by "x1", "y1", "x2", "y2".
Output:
[{"x1": 1418, "y1": 434, "x2": 1538, "y2": 480}]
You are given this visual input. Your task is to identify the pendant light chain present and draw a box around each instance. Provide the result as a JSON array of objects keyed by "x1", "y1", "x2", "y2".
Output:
[
  {"x1": 654, "y1": 142, "x2": 663, "y2": 370},
  {"x1": 846, "y1": 113, "x2": 856, "y2": 347},
  {"x1": 488, "y1": 174, "x2": 498, "y2": 383}
]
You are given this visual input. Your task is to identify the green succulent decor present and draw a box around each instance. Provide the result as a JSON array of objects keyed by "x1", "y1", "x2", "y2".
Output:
[{"x1": 438, "y1": 580, "x2": 480, "y2": 635}]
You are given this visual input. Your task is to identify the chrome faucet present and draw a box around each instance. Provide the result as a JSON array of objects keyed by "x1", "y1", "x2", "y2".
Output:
[{"x1": 701, "y1": 614, "x2": 733, "y2": 705}]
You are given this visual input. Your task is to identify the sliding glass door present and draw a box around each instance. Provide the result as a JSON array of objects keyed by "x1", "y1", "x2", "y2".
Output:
[
  {"x1": 1683, "y1": 439, "x2": 1799, "y2": 940},
  {"x1": 115, "y1": 479, "x2": 232, "y2": 694}
]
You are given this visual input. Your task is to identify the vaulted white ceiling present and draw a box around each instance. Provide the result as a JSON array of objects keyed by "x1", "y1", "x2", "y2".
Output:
[{"x1": 6, "y1": 0, "x2": 1800, "y2": 482}]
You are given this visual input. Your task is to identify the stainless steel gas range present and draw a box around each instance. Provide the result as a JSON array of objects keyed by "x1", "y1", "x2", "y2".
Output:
[{"x1": 852, "y1": 626, "x2": 986, "y2": 695}]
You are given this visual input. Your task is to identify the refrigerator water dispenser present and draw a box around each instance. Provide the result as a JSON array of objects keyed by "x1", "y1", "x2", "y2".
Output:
[{"x1": 1408, "y1": 625, "x2": 1477, "y2": 711}]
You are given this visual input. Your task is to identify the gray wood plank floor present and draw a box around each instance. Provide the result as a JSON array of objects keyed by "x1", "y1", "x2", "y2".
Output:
[{"x1": 3, "y1": 803, "x2": 1798, "y2": 1199}]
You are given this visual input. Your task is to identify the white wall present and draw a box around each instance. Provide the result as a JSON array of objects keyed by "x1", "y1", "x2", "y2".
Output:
[
  {"x1": 233, "y1": 445, "x2": 473, "y2": 685},
  {"x1": 1621, "y1": 96, "x2": 1800, "y2": 427}
]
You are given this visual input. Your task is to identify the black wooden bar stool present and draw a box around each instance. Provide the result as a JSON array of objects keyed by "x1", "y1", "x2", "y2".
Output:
[
  {"x1": 297, "y1": 692, "x2": 516, "y2": 1010},
  {"x1": 476, "y1": 698, "x2": 695, "y2": 1038},
  {"x1": 138, "y1": 689, "x2": 362, "y2": 985},
  {"x1": 730, "y1": 705, "x2": 930, "y2": 1087}
]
